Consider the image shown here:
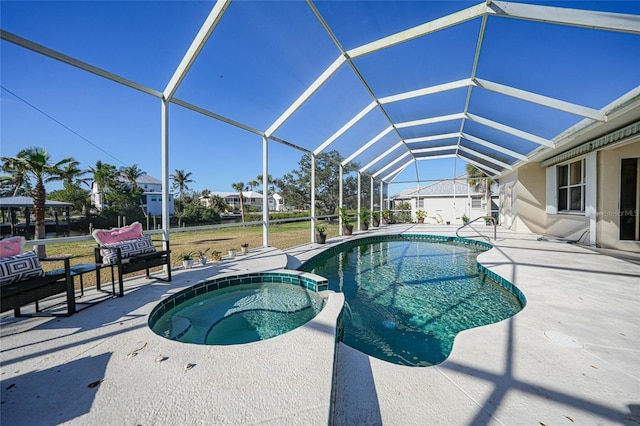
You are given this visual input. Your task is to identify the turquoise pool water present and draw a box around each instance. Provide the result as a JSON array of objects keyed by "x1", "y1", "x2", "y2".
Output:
[
  {"x1": 301, "y1": 236, "x2": 524, "y2": 366},
  {"x1": 149, "y1": 282, "x2": 325, "y2": 345}
]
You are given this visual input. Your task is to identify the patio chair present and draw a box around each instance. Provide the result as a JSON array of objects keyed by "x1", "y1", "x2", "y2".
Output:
[
  {"x1": 1, "y1": 237, "x2": 75, "y2": 316},
  {"x1": 92, "y1": 222, "x2": 171, "y2": 297}
]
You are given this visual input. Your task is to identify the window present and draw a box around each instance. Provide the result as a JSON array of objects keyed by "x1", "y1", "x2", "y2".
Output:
[
  {"x1": 620, "y1": 157, "x2": 639, "y2": 241},
  {"x1": 557, "y1": 158, "x2": 585, "y2": 212},
  {"x1": 471, "y1": 197, "x2": 482, "y2": 209}
]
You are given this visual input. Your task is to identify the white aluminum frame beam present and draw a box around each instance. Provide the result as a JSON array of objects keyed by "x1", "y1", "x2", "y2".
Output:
[
  {"x1": 164, "y1": 0, "x2": 230, "y2": 101},
  {"x1": 458, "y1": 153, "x2": 501, "y2": 176},
  {"x1": 488, "y1": 1, "x2": 640, "y2": 35},
  {"x1": 359, "y1": 141, "x2": 405, "y2": 173},
  {"x1": 461, "y1": 132, "x2": 528, "y2": 161},
  {"x1": 379, "y1": 79, "x2": 471, "y2": 104},
  {"x1": 342, "y1": 126, "x2": 394, "y2": 165},
  {"x1": 382, "y1": 159, "x2": 415, "y2": 182},
  {"x1": 412, "y1": 145, "x2": 459, "y2": 154},
  {"x1": 457, "y1": 145, "x2": 512, "y2": 170},
  {"x1": 171, "y1": 97, "x2": 264, "y2": 137},
  {"x1": 311, "y1": 155, "x2": 317, "y2": 241},
  {"x1": 456, "y1": 13, "x2": 488, "y2": 160},
  {"x1": 474, "y1": 78, "x2": 606, "y2": 121},
  {"x1": 262, "y1": 136, "x2": 269, "y2": 247},
  {"x1": 315, "y1": 101, "x2": 377, "y2": 155},
  {"x1": 1, "y1": 30, "x2": 162, "y2": 98},
  {"x1": 415, "y1": 154, "x2": 457, "y2": 161},
  {"x1": 347, "y1": 3, "x2": 487, "y2": 58},
  {"x1": 396, "y1": 113, "x2": 465, "y2": 129},
  {"x1": 171, "y1": 97, "x2": 313, "y2": 154},
  {"x1": 466, "y1": 113, "x2": 554, "y2": 147},
  {"x1": 405, "y1": 133, "x2": 461, "y2": 144},
  {"x1": 266, "y1": 55, "x2": 346, "y2": 137},
  {"x1": 372, "y1": 152, "x2": 412, "y2": 178}
]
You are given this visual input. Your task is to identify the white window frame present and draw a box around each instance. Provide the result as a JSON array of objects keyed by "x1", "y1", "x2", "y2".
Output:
[
  {"x1": 471, "y1": 197, "x2": 482, "y2": 209},
  {"x1": 556, "y1": 157, "x2": 586, "y2": 214}
]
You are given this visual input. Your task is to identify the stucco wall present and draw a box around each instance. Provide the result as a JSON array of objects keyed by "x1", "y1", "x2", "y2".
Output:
[
  {"x1": 418, "y1": 197, "x2": 467, "y2": 224},
  {"x1": 415, "y1": 195, "x2": 490, "y2": 225},
  {"x1": 513, "y1": 162, "x2": 546, "y2": 235},
  {"x1": 597, "y1": 139, "x2": 640, "y2": 252}
]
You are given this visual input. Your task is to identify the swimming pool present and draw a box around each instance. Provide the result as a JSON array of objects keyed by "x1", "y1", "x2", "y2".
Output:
[
  {"x1": 148, "y1": 271, "x2": 327, "y2": 345},
  {"x1": 300, "y1": 235, "x2": 525, "y2": 366}
]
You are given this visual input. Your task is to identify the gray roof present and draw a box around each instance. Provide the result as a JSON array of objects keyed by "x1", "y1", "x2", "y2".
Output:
[
  {"x1": 393, "y1": 175, "x2": 498, "y2": 199},
  {"x1": 210, "y1": 191, "x2": 264, "y2": 199},
  {"x1": 117, "y1": 174, "x2": 161, "y2": 185},
  {"x1": 0, "y1": 196, "x2": 72, "y2": 208}
]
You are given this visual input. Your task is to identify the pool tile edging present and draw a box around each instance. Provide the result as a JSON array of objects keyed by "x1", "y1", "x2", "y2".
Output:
[
  {"x1": 298, "y1": 233, "x2": 526, "y2": 307},
  {"x1": 148, "y1": 270, "x2": 329, "y2": 328}
]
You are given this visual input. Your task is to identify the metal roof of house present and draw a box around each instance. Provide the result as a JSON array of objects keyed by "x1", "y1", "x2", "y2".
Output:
[
  {"x1": 0, "y1": 196, "x2": 72, "y2": 208},
  {"x1": 116, "y1": 175, "x2": 162, "y2": 185},
  {"x1": 210, "y1": 191, "x2": 265, "y2": 199},
  {"x1": 393, "y1": 175, "x2": 498, "y2": 199}
]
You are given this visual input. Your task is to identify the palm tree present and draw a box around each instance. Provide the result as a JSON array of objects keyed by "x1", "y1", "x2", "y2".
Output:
[
  {"x1": 170, "y1": 169, "x2": 193, "y2": 213},
  {"x1": 247, "y1": 180, "x2": 259, "y2": 191},
  {"x1": 257, "y1": 174, "x2": 273, "y2": 194},
  {"x1": 466, "y1": 163, "x2": 495, "y2": 218},
  {"x1": 1, "y1": 158, "x2": 30, "y2": 196},
  {"x1": 60, "y1": 160, "x2": 90, "y2": 187},
  {"x1": 1, "y1": 147, "x2": 75, "y2": 258},
  {"x1": 119, "y1": 164, "x2": 146, "y2": 191},
  {"x1": 88, "y1": 160, "x2": 119, "y2": 208},
  {"x1": 232, "y1": 182, "x2": 246, "y2": 223}
]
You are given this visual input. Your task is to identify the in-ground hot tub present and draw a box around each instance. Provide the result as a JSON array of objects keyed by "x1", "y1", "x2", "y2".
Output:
[{"x1": 148, "y1": 270, "x2": 328, "y2": 345}]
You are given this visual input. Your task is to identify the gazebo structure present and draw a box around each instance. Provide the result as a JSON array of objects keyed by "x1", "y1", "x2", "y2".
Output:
[
  {"x1": 1, "y1": 1, "x2": 639, "y2": 249},
  {"x1": 0, "y1": 196, "x2": 72, "y2": 236}
]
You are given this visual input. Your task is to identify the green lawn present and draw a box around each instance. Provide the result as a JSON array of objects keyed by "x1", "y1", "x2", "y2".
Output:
[{"x1": 42, "y1": 221, "x2": 340, "y2": 288}]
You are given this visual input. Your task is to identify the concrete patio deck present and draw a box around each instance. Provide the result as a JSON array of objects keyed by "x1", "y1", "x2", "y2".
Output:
[{"x1": 1, "y1": 225, "x2": 639, "y2": 425}]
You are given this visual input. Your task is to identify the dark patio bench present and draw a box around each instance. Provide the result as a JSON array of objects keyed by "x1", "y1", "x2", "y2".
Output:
[
  {"x1": 1, "y1": 256, "x2": 75, "y2": 317},
  {"x1": 94, "y1": 240, "x2": 171, "y2": 297}
]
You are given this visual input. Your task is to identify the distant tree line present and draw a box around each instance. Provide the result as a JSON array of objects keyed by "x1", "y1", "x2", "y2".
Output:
[{"x1": 1, "y1": 148, "x2": 376, "y2": 241}]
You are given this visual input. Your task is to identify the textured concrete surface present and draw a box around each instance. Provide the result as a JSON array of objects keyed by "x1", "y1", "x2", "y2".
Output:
[
  {"x1": 1, "y1": 226, "x2": 639, "y2": 425},
  {"x1": 1, "y1": 246, "x2": 343, "y2": 425},
  {"x1": 331, "y1": 225, "x2": 640, "y2": 426}
]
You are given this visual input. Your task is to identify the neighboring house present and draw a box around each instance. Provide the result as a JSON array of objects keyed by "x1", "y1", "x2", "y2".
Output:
[
  {"x1": 271, "y1": 193, "x2": 285, "y2": 212},
  {"x1": 91, "y1": 175, "x2": 174, "y2": 216},
  {"x1": 499, "y1": 117, "x2": 639, "y2": 252},
  {"x1": 201, "y1": 191, "x2": 282, "y2": 212},
  {"x1": 392, "y1": 174, "x2": 498, "y2": 224}
]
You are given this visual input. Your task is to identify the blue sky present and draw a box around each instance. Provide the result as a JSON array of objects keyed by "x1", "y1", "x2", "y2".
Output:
[{"x1": 1, "y1": 0, "x2": 639, "y2": 199}]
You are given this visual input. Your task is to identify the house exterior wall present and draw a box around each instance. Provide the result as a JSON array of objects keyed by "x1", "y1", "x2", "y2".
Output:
[
  {"x1": 504, "y1": 123, "x2": 639, "y2": 252},
  {"x1": 91, "y1": 178, "x2": 174, "y2": 216},
  {"x1": 143, "y1": 193, "x2": 174, "y2": 216},
  {"x1": 597, "y1": 139, "x2": 640, "y2": 252},
  {"x1": 411, "y1": 195, "x2": 491, "y2": 224},
  {"x1": 513, "y1": 162, "x2": 548, "y2": 235},
  {"x1": 511, "y1": 159, "x2": 590, "y2": 240}
]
